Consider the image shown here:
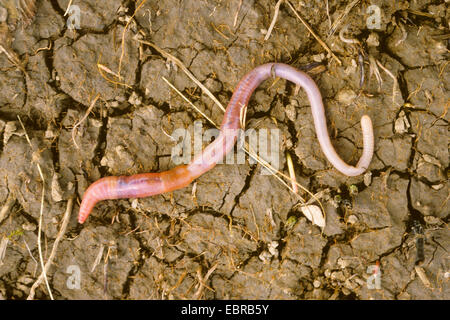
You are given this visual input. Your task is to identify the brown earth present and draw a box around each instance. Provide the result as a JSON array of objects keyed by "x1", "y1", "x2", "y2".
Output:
[{"x1": 0, "y1": 0, "x2": 448, "y2": 299}]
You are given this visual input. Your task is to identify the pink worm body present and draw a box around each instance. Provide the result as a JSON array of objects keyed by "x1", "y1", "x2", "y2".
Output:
[{"x1": 78, "y1": 63, "x2": 374, "y2": 224}]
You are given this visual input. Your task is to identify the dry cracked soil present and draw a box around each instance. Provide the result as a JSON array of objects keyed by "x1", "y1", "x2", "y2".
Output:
[{"x1": 0, "y1": 0, "x2": 448, "y2": 300}]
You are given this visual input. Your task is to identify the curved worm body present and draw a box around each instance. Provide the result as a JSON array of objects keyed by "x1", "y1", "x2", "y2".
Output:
[{"x1": 78, "y1": 63, "x2": 374, "y2": 224}]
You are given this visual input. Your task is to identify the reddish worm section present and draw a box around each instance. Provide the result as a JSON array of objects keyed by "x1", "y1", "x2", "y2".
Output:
[{"x1": 78, "y1": 63, "x2": 374, "y2": 224}]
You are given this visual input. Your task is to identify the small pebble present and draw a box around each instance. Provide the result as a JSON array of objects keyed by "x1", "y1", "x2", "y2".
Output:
[
  {"x1": 366, "y1": 32, "x2": 380, "y2": 47},
  {"x1": 0, "y1": 6, "x2": 7, "y2": 23},
  {"x1": 364, "y1": 172, "x2": 372, "y2": 186},
  {"x1": 128, "y1": 92, "x2": 142, "y2": 106},
  {"x1": 313, "y1": 279, "x2": 321, "y2": 288},
  {"x1": 347, "y1": 215, "x2": 358, "y2": 225},
  {"x1": 336, "y1": 89, "x2": 356, "y2": 105},
  {"x1": 22, "y1": 222, "x2": 36, "y2": 232}
]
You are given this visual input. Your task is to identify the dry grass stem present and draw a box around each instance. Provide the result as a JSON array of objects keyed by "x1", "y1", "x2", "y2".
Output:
[
  {"x1": 118, "y1": 0, "x2": 147, "y2": 78},
  {"x1": 97, "y1": 59, "x2": 132, "y2": 88},
  {"x1": 265, "y1": 1, "x2": 342, "y2": 65},
  {"x1": 233, "y1": 0, "x2": 243, "y2": 28},
  {"x1": 264, "y1": 0, "x2": 283, "y2": 41},
  {"x1": 136, "y1": 39, "x2": 226, "y2": 112},
  {"x1": 91, "y1": 244, "x2": 105, "y2": 273},
  {"x1": 28, "y1": 197, "x2": 74, "y2": 300},
  {"x1": 71, "y1": 93, "x2": 101, "y2": 149},
  {"x1": 328, "y1": 0, "x2": 360, "y2": 38},
  {"x1": 415, "y1": 266, "x2": 432, "y2": 289},
  {"x1": 326, "y1": 0, "x2": 332, "y2": 29},
  {"x1": 286, "y1": 152, "x2": 298, "y2": 193},
  {"x1": 63, "y1": 0, "x2": 74, "y2": 16},
  {"x1": 339, "y1": 24, "x2": 360, "y2": 44},
  {"x1": 18, "y1": 115, "x2": 54, "y2": 300},
  {"x1": 375, "y1": 59, "x2": 398, "y2": 106},
  {"x1": 193, "y1": 263, "x2": 218, "y2": 299},
  {"x1": 162, "y1": 77, "x2": 218, "y2": 127}
]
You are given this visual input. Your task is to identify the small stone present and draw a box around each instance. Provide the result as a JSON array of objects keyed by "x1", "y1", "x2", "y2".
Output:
[
  {"x1": 348, "y1": 184, "x2": 358, "y2": 196},
  {"x1": 45, "y1": 128, "x2": 56, "y2": 139},
  {"x1": 204, "y1": 78, "x2": 222, "y2": 93},
  {"x1": 366, "y1": 32, "x2": 380, "y2": 47},
  {"x1": 336, "y1": 89, "x2": 356, "y2": 105},
  {"x1": 422, "y1": 154, "x2": 441, "y2": 167},
  {"x1": 0, "y1": 6, "x2": 7, "y2": 23},
  {"x1": 344, "y1": 59, "x2": 357, "y2": 75},
  {"x1": 100, "y1": 156, "x2": 109, "y2": 167},
  {"x1": 344, "y1": 278, "x2": 358, "y2": 290},
  {"x1": 285, "y1": 103, "x2": 297, "y2": 122},
  {"x1": 312, "y1": 53, "x2": 326, "y2": 62},
  {"x1": 331, "y1": 271, "x2": 345, "y2": 281},
  {"x1": 22, "y1": 222, "x2": 36, "y2": 231},
  {"x1": 337, "y1": 257, "x2": 350, "y2": 269},
  {"x1": 128, "y1": 92, "x2": 142, "y2": 106},
  {"x1": 115, "y1": 95, "x2": 126, "y2": 103},
  {"x1": 313, "y1": 279, "x2": 321, "y2": 288},
  {"x1": 431, "y1": 184, "x2": 444, "y2": 190},
  {"x1": 110, "y1": 101, "x2": 120, "y2": 108},
  {"x1": 3, "y1": 122, "x2": 23, "y2": 145},
  {"x1": 394, "y1": 111, "x2": 410, "y2": 134},
  {"x1": 268, "y1": 241, "x2": 279, "y2": 256},
  {"x1": 324, "y1": 269, "x2": 331, "y2": 278},
  {"x1": 423, "y1": 215, "x2": 441, "y2": 225},
  {"x1": 341, "y1": 287, "x2": 351, "y2": 295},
  {"x1": 364, "y1": 172, "x2": 372, "y2": 186},
  {"x1": 51, "y1": 174, "x2": 64, "y2": 202},
  {"x1": 347, "y1": 215, "x2": 358, "y2": 225},
  {"x1": 258, "y1": 250, "x2": 272, "y2": 263}
]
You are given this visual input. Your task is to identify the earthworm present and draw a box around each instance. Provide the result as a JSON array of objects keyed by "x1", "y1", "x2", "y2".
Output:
[{"x1": 78, "y1": 63, "x2": 374, "y2": 224}]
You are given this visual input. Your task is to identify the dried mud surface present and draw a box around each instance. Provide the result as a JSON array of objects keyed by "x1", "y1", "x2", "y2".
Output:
[{"x1": 0, "y1": 0, "x2": 448, "y2": 300}]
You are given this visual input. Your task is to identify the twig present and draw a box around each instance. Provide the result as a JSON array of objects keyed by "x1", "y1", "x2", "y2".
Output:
[
  {"x1": 72, "y1": 94, "x2": 100, "y2": 149},
  {"x1": 27, "y1": 197, "x2": 74, "y2": 300},
  {"x1": 18, "y1": 116, "x2": 54, "y2": 300}
]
